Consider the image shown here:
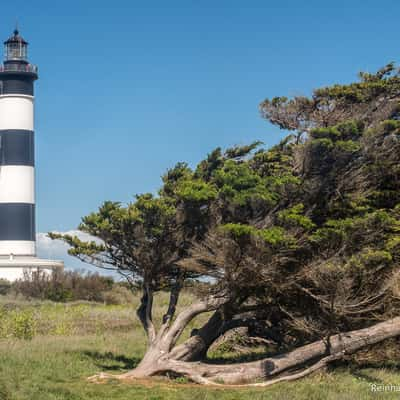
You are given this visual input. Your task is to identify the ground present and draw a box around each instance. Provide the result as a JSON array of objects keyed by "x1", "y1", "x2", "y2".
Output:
[{"x1": 0, "y1": 294, "x2": 399, "y2": 400}]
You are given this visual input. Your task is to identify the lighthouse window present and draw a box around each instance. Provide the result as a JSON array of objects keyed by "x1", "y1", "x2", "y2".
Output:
[{"x1": 5, "y1": 42, "x2": 27, "y2": 60}]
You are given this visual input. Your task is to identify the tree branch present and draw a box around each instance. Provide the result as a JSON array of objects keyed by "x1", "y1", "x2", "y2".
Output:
[
  {"x1": 156, "y1": 279, "x2": 183, "y2": 340},
  {"x1": 136, "y1": 283, "x2": 156, "y2": 343},
  {"x1": 161, "y1": 295, "x2": 228, "y2": 351},
  {"x1": 168, "y1": 310, "x2": 224, "y2": 361}
]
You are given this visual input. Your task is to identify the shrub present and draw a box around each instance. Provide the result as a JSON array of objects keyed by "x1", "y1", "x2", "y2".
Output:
[
  {"x1": 9, "y1": 310, "x2": 37, "y2": 340},
  {"x1": 12, "y1": 270, "x2": 116, "y2": 303},
  {"x1": 278, "y1": 204, "x2": 316, "y2": 230},
  {"x1": 102, "y1": 285, "x2": 135, "y2": 305},
  {"x1": 0, "y1": 279, "x2": 11, "y2": 296},
  {"x1": 0, "y1": 308, "x2": 37, "y2": 340}
]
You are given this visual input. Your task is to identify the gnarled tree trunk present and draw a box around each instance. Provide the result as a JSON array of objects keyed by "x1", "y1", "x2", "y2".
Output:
[
  {"x1": 89, "y1": 295, "x2": 400, "y2": 386},
  {"x1": 107, "y1": 292, "x2": 230, "y2": 379}
]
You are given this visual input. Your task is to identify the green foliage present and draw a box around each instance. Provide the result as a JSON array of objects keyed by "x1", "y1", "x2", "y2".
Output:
[
  {"x1": 175, "y1": 179, "x2": 217, "y2": 203},
  {"x1": 334, "y1": 140, "x2": 361, "y2": 152},
  {"x1": 386, "y1": 236, "x2": 400, "y2": 252},
  {"x1": 310, "y1": 121, "x2": 363, "y2": 141},
  {"x1": 309, "y1": 138, "x2": 334, "y2": 151},
  {"x1": 278, "y1": 204, "x2": 315, "y2": 230},
  {"x1": 309, "y1": 121, "x2": 362, "y2": 155},
  {"x1": 48, "y1": 231, "x2": 105, "y2": 258},
  {"x1": 0, "y1": 279, "x2": 11, "y2": 296},
  {"x1": 257, "y1": 226, "x2": 292, "y2": 246},
  {"x1": 46, "y1": 287, "x2": 73, "y2": 302},
  {"x1": 195, "y1": 148, "x2": 223, "y2": 180},
  {"x1": 346, "y1": 249, "x2": 393, "y2": 270},
  {"x1": 134, "y1": 194, "x2": 176, "y2": 237},
  {"x1": 315, "y1": 63, "x2": 400, "y2": 103},
  {"x1": 224, "y1": 141, "x2": 263, "y2": 160},
  {"x1": 365, "y1": 119, "x2": 400, "y2": 138},
  {"x1": 51, "y1": 184, "x2": 191, "y2": 292},
  {"x1": 310, "y1": 210, "x2": 400, "y2": 255},
  {"x1": 310, "y1": 127, "x2": 341, "y2": 140},
  {"x1": 221, "y1": 223, "x2": 255, "y2": 239},
  {"x1": 328, "y1": 195, "x2": 372, "y2": 218},
  {"x1": 0, "y1": 308, "x2": 37, "y2": 340},
  {"x1": 222, "y1": 223, "x2": 293, "y2": 247},
  {"x1": 9, "y1": 310, "x2": 37, "y2": 340},
  {"x1": 161, "y1": 162, "x2": 193, "y2": 196},
  {"x1": 381, "y1": 119, "x2": 400, "y2": 133},
  {"x1": 213, "y1": 160, "x2": 278, "y2": 206},
  {"x1": 336, "y1": 120, "x2": 365, "y2": 138},
  {"x1": 261, "y1": 63, "x2": 400, "y2": 135}
]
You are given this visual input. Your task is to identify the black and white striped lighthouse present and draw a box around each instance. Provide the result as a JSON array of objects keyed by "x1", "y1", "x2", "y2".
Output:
[{"x1": 0, "y1": 29, "x2": 63, "y2": 280}]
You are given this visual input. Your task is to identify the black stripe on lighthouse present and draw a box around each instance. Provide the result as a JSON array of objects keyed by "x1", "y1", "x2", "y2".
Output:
[
  {"x1": 0, "y1": 77, "x2": 34, "y2": 96},
  {"x1": 0, "y1": 130, "x2": 34, "y2": 166},
  {"x1": 0, "y1": 203, "x2": 35, "y2": 241}
]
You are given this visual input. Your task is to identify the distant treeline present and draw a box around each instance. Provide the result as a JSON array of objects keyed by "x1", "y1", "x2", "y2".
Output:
[{"x1": 0, "y1": 270, "x2": 135, "y2": 304}]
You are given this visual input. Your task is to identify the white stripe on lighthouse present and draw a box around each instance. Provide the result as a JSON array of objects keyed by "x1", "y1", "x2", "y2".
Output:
[
  {"x1": 0, "y1": 95, "x2": 34, "y2": 130},
  {"x1": 0, "y1": 165, "x2": 34, "y2": 203},
  {"x1": 0, "y1": 241, "x2": 35, "y2": 255}
]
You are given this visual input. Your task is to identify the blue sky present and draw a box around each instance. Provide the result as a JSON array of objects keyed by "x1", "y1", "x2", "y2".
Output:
[{"x1": 1, "y1": 0, "x2": 399, "y2": 269}]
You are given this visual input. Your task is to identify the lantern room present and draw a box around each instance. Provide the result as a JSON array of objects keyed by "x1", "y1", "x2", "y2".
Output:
[{"x1": 4, "y1": 29, "x2": 28, "y2": 62}]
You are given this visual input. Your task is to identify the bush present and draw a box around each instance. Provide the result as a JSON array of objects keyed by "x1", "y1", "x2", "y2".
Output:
[
  {"x1": 0, "y1": 279, "x2": 11, "y2": 296},
  {"x1": 0, "y1": 307, "x2": 37, "y2": 340},
  {"x1": 12, "y1": 270, "x2": 118, "y2": 303},
  {"x1": 9, "y1": 310, "x2": 37, "y2": 340},
  {"x1": 102, "y1": 285, "x2": 135, "y2": 305}
]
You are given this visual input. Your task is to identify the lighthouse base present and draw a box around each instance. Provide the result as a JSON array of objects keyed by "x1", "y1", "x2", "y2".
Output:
[{"x1": 0, "y1": 256, "x2": 64, "y2": 282}]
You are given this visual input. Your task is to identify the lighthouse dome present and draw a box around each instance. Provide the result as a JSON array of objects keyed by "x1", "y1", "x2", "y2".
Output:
[{"x1": 4, "y1": 29, "x2": 28, "y2": 45}]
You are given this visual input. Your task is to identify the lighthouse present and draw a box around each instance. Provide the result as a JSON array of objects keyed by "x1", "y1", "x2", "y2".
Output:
[{"x1": 0, "y1": 28, "x2": 63, "y2": 281}]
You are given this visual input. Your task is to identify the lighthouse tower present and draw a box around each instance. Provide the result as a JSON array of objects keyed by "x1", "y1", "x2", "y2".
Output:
[{"x1": 0, "y1": 29, "x2": 63, "y2": 281}]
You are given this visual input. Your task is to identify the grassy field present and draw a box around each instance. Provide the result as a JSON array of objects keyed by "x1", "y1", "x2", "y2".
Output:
[{"x1": 0, "y1": 294, "x2": 399, "y2": 400}]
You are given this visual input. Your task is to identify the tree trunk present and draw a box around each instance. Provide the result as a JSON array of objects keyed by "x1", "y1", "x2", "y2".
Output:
[
  {"x1": 89, "y1": 316, "x2": 400, "y2": 386},
  {"x1": 168, "y1": 310, "x2": 224, "y2": 361}
]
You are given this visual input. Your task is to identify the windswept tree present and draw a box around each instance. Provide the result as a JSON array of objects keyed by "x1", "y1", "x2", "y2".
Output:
[{"x1": 52, "y1": 64, "x2": 400, "y2": 386}]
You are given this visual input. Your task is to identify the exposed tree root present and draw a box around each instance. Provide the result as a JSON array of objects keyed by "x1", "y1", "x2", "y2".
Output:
[
  {"x1": 172, "y1": 353, "x2": 344, "y2": 387},
  {"x1": 87, "y1": 372, "x2": 119, "y2": 384},
  {"x1": 87, "y1": 352, "x2": 342, "y2": 387}
]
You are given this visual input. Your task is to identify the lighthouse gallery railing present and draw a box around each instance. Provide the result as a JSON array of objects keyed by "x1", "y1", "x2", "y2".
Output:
[{"x1": 0, "y1": 64, "x2": 38, "y2": 74}]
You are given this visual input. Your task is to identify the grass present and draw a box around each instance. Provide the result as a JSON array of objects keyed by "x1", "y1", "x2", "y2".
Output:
[{"x1": 0, "y1": 294, "x2": 399, "y2": 399}]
